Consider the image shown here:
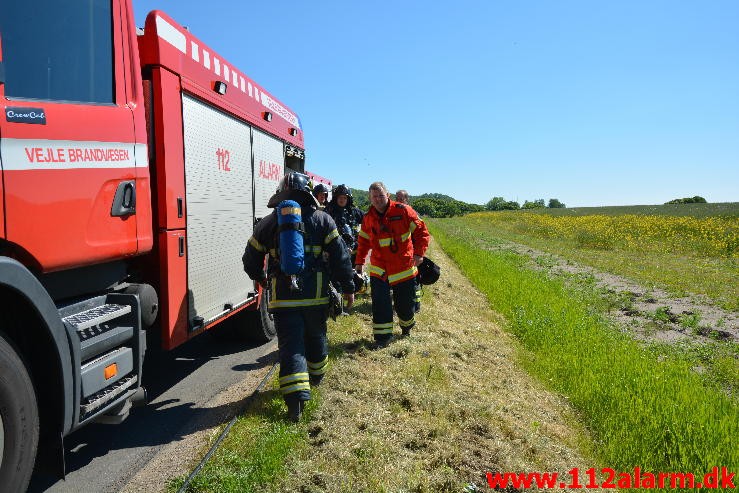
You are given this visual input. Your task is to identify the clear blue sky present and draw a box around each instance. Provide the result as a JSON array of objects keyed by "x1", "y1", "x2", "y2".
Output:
[{"x1": 134, "y1": 1, "x2": 738, "y2": 207}]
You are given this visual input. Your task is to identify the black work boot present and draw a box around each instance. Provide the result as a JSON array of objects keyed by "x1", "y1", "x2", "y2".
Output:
[
  {"x1": 371, "y1": 335, "x2": 393, "y2": 349},
  {"x1": 309, "y1": 374, "x2": 323, "y2": 387},
  {"x1": 286, "y1": 399, "x2": 305, "y2": 423},
  {"x1": 401, "y1": 326, "x2": 412, "y2": 337}
]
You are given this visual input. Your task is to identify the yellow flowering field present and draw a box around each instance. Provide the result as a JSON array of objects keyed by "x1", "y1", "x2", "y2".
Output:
[{"x1": 466, "y1": 211, "x2": 738, "y2": 258}]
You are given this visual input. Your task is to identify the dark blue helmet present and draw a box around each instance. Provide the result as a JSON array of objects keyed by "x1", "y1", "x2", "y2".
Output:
[{"x1": 268, "y1": 172, "x2": 318, "y2": 208}]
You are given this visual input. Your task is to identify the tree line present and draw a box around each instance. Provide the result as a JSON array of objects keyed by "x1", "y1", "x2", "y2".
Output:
[{"x1": 349, "y1": 189, "x2": 566, "y2": 218}]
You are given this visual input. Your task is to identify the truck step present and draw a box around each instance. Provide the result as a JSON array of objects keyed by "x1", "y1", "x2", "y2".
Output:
[
  {"x1": 80, "y1": 374, "x2": 138, "y2": 418},
  {"x1": 63, "y1": 303, "x2": 132, "y2": 332}
]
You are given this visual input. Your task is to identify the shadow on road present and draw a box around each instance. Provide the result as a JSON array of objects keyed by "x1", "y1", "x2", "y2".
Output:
[{"x1": 28, "y1": 325, "x2": 276, "y2": 493}]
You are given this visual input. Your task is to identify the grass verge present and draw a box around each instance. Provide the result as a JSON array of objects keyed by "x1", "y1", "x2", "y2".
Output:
[
  {"x1": 429, "y1": 220, "x2": 738, "y2": 481},
  {"x1": 172, "y1": 240, "x2": 593, "y2": 492}
]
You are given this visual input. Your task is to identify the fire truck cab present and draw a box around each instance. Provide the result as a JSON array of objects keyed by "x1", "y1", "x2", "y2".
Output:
[{"x1": 0, "y1": 1, "x2": 305, "y2": 489}]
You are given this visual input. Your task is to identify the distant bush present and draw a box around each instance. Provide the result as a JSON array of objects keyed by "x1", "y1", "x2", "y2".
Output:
[
  {"x1": 522, "y1": 199, "x2": 546, "y2": 209},
  {"x1": 665, "y1": 196, "x2": 707, "y2": 204},
  {"x1": 485, "y1": 197, "x2": 520, "y2": 211},
  {"x1": 548, "y1": 198, "x2": 566, "y2": 208},
  {"x1": 413, "y1": 197, "x2": 483, "y2": 218}
]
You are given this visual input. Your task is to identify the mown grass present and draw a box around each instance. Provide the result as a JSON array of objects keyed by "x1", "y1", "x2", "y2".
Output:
[
  {"x1": 459, "y1": 211, "x2": 739, "y2": 310},
  {"x1": 170, "y1": 241, "x2": 595, "y2": 492},
  {"x1": 169, "y1": 388, "x2": 317, "y2": 492},
  {"x1": 429, "y1": 220, "x2": 738, "y2": 484}
]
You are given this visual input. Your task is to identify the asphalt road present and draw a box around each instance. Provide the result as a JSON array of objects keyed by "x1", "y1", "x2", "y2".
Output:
[{"x1": 28, "y1": 324, "x2": 277, "y2": 493}]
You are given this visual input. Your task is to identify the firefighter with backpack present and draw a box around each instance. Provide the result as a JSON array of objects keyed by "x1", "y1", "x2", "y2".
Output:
[{"x1": 242, "y1": 172, "x2": 355, "y2": 422}]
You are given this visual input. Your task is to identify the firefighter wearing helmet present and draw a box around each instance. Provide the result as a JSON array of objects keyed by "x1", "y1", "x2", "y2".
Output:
[
  {"x1": 325, "y1": 184, "x2": 364, "y2": 264},
  {"x1": 242, "y1": 172, "x2": 355, "y2": 422},
  {"x1": 312, "y1": 182, "x2": 330, "y2": 208},
  {"x1": 355, "y1": 181, "x2": 430, "y2": 347}
]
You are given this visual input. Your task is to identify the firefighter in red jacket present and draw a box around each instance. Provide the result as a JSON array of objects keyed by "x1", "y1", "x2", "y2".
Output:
[{"x1": 355, "y1": 181, "x2": 430, "y2": 346}]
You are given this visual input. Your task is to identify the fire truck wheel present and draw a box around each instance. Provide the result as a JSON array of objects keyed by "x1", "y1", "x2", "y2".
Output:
[{"x1": 0, "y1": 333, "x2": 40, "y2": 493}]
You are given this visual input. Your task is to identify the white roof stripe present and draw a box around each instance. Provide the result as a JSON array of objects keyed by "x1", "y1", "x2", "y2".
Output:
[
  {"x1": 156, "y1": 16, "x2": 186, "y2": 53},
  {"x1": 153, "y1": 16, "x2": 301, "y2": 130}
]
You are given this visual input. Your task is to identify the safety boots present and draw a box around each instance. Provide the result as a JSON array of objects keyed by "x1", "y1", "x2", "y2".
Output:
[{"x1": 286, "y1": 399, "x2": 305, "y2": 423}]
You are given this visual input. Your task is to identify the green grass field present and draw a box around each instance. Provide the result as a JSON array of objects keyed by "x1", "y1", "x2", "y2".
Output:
[
  {"x1": 428, "y1": 220, "x2": 738, "y2": 488},
  {"x1": 522, "y1": 202, "x2": 739, "y2": 218},
  {"x1": 451, "y1": 203, "x2": 738, "y2": 310}
]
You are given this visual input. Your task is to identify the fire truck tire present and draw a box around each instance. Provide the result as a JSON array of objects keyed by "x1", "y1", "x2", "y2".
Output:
[{"x1": 0, "y1": 333, "x2": 40, "y2": 493}]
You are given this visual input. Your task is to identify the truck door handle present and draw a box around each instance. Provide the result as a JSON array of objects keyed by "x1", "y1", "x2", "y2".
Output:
[{"x1": 111, "y1": 181, "x2": 136, "y2": 217}]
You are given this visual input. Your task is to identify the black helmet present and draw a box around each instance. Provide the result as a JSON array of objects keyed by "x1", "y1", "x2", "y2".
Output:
[
  {"x1": 330, "y1": 184, "x2": 354, "y2": 208},
  {"x1": 333, "y1": 184, "x2": 352, "y2": 197},
  {"x1": 267, "y1": 172, "x2": 318, "y2": 208},
  {"x1": 417, "y1": 257, "x2": 440, "y2": 285},
  {"x1": 313, "y1": 183, "x2": 330, "y2": 197}
]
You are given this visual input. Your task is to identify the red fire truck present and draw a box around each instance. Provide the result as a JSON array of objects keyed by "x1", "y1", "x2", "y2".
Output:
[{"x1": 0, "y1": 2, "x2": 307, "y2": 489}]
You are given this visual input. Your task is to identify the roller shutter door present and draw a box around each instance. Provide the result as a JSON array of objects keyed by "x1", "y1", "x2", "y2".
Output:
[{"x1": 182, "y1": 94, "x2": 255, "y2": 325}]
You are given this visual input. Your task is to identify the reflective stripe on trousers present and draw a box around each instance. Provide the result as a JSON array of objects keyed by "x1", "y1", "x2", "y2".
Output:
[
  {"x1": 274, "y1": 306, "x2": 328, "y2": 402},
  {"x1": 370, "y1": 276, "x2": 416, "y2": 341}
]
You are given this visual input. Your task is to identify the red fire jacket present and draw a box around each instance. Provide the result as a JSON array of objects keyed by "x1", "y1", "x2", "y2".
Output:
[{"x1": 355, "y1": 201, "x2": 430, "y2": 285}]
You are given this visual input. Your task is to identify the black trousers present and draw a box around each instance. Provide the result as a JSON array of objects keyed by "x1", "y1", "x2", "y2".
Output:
[
  {"x1": 274, "y1": 306, "x2": 328, "y2": 402},
  {"x1": 370, "y1": 276, "x2": 416, "y2": 341}
]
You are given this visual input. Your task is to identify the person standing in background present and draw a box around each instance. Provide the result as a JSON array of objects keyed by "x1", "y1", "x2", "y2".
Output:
[
  {"x1": 312, "y1": 183, "x2": 330, "y2": 208},
  {"x1": 395, "y1": 189, "x2": 423, "y2": 313},
  {"x1": 395, "y1": 189, "x2": 410, "y2": 204}
]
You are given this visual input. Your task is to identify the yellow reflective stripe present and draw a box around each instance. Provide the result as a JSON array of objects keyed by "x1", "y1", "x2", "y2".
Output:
[
  {"x1": 378, "y1": 237, "x2": 393, "y2": 247},
  {"x1": 358, "y1": 230, "x2": 370, "y2": 240},
  {"x1": 400, "y1": 230, "x2": 411, "y2": 242},
  {"x1": 308, "y1": 356, "x2": 329, "y2": 375},
  {"x1": 249, "y1": 236, "x2": 266, "y2": 253},
  {"x1": 367, "y1": 264, "x2": 385, "y2": 276},
  {"x1": 388, "y1": 266, "x2": 417, "y2": 284},
  {"x1": 373, "y1": 322, "x2": 394, "y2": 329},
  {"x1": 280, "y1": 382, "x2": 311, "y2": 394},
  {"x1": 325, "y1": 228, "x2": 339, "y2": 244},
  {"x1": 279, "y1": 372, "x2": 309, "y2": 385},
  {"x1": 399, "y1": 316, "x2": 415, "y2": 328},
  {"x1": 280, "y1": 206, "x2": 301, "y2": 215},
  {"x1": 410, "y1": 222, "x2": 417, "y2": 233},
  {"x1": 269, "y1": 298, "x2": 330, "y2": 309},
  {"x1": 304, "y1": 245, "x2": 322, "y2": 255},
  {"x1": 373, "y1": 328, "x2": 394, "y2": 335},
  {"x1": 309, "y1": 365, "x2": 328, "y2": 376},
  {"x1": 307, "y1": 356, "x2": 328, "y2": 369},
  {"x1": 316, "y1": 271, "x2": 323, "y2": 300}
]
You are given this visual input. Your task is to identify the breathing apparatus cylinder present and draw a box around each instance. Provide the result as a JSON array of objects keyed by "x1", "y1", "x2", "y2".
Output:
[{"x1": 277, "y1": 200, "x2": 304, "y2": 287}]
